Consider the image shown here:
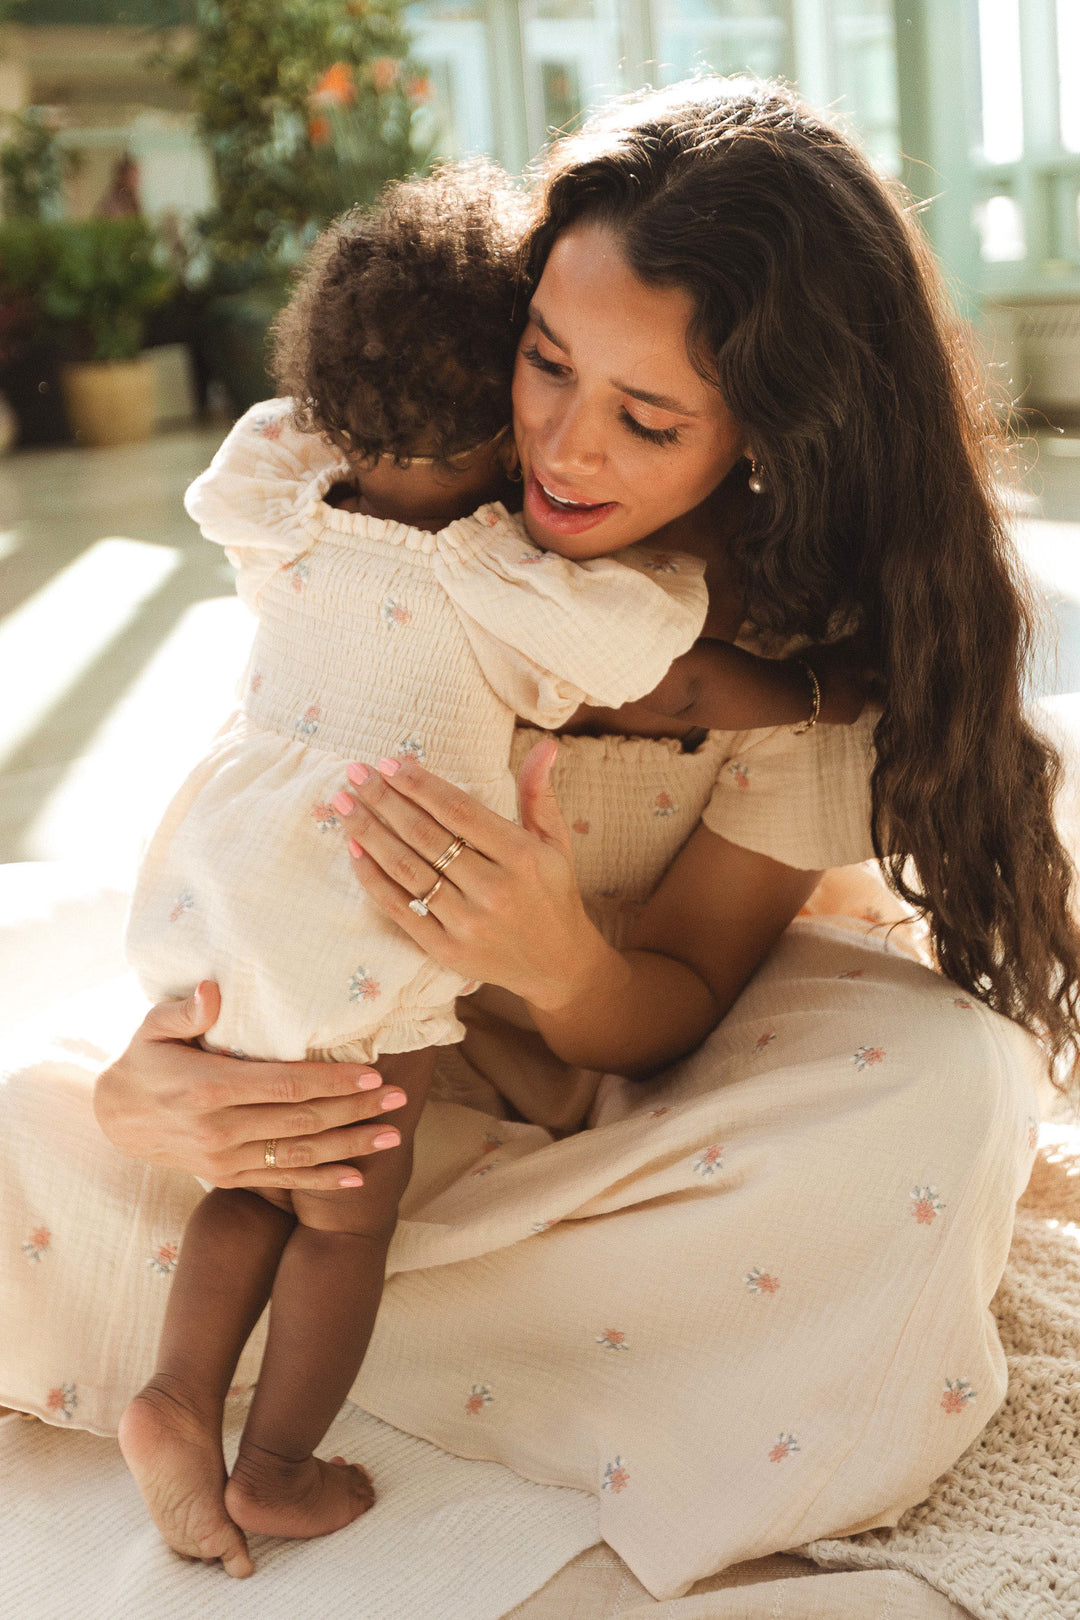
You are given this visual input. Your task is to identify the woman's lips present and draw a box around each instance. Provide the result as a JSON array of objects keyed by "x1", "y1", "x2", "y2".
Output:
[{"x1": 524, "y1": 471, "x2": 618, "y2": 535}]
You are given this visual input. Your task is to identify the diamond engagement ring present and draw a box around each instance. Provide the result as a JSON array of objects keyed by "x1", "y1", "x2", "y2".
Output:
[
  {"x1": 264, "y1": 1139, "x2": 278, "y2": 1169},
  {"x1": 409, "y1": 877, "x2": 443, "y2": 917}
]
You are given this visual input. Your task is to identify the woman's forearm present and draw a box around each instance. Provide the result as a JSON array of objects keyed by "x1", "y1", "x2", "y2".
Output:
[{"x1": 525, "y1": 932, "x2": 723, "y2": 1079}]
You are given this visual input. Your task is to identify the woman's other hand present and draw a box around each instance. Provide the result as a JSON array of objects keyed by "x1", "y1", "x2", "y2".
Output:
[
  {"x1": 93, "y1": 983, "x2": 410, "y2": 1190},
  {"x1": 337, "y1": 742, "x2": 607, "y2": 1013}
]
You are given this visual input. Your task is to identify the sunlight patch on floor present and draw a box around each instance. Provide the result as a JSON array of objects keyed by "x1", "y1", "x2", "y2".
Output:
[
  {"x1": 23, "y1": 594, "x2": 253, "y2": 874},
  {"x1": 0, "y1": 537, "x2": 180, "y2": 771}
]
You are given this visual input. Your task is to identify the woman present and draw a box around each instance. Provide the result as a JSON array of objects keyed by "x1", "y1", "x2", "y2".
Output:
[{"x1": 4, "y1": 77, "x2": 1077, "y2": 1599}]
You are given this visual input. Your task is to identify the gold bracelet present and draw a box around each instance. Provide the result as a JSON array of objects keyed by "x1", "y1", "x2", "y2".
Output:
[{"x1": 792, "y1": 658, "x2": 820, "y2": 734}]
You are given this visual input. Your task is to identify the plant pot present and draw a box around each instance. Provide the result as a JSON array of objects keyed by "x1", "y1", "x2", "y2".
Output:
[
  {"x1": 59, "y1": 355, "x2": 156, "y2": 448},
  {"x1": 0, "y1": 343, "x2": 71, "y2": 445}
]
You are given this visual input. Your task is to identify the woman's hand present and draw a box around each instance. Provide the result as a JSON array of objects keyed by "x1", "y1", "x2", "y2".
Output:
[
  {"x1": 93, "y1": 982, "x2": 410, "y2": 1191},
  {"x1": 334, "y1": 741, "x2": 608, "y2": 1012}
]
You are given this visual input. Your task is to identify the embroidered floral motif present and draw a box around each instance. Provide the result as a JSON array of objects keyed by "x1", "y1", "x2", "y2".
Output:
[
  {"x1": 250, "y1": 671, "x2": 263, "y2": 694},
  {"x1": 465, "y1": 1383, "x2": 493, "y2": 1415},
  {"x1": 649, "y1": 1107, "x2": 670, "y2": 1118},
  {"x1": 572, "y1": 818, "x2": 590, "y2": 835},
  {"x1": 530, "y1": 1218, "x2": 556, "y2": 1233},
  {"x1": 642, "y1": 552, "x2": 677, "y2": 573},
  {"x1": 952, "y1": 997, "x2": 974, "y2": 1010},
  {"x1": 397, "y1": 735, "x2": 426, "y2": 762},
  {"x1": 692, "y1": 1144, "x2": 724, "y2": 1178},
  {"x1": 1027, "y1": 1116, "x2": 1039, "y2": 1152},
  {"x1": 652, "y1": 790, "x2": 677, "y2": 818},
  {"x1": 860, "y1": 907, "x2": 885, "y2": 926},
  {"x1": 479, "y1": 508, "x2": 499, "y2": 528},
  {"x1": 910, "y1": 1186, "x2": 946, "y2": 1226},
  {"x1": 852, "y1": 1045, "x2": 885, "y2": 1071},
  {"x1": 381, "y1": 596, "x2": 412, "y2": 629},
  {"x1": 147, "y1": 1241, "x2": 179, "y2": 1275},
  {"x1": 347, "y1": 967, "x2": 381, "y2": 1003},
  {"x1": 941, "y1": 1378, "x2": 976, "y2": 1414},
  {"x1": 728, "y1": 762, "x2": 750, "y2": 791},
  {"x1": 753, "y1": 1030, "x2": 777, "y2": 1053},
  {"x1": 226, "y1": 1382, "x2": 250, "y2": 1400},
  {"x1": 745, "y1": 1267, "x2": 780, "y2": 1294},
  {"x1": 287, "y1": 558, "x2": 310, "y2": 593},
  {"x1": 470, "y1": 1162, "x2": 496, "y2": 1178},
  {"x1": 21, "y1": 1226, "x2": 50, "y2": 1263},
  {"x1": 296, "y1": 703, "x2": 321, "y2": 737},
  {"x1": 310, "y1": 801, "x2": 340, "y2": 831},
  {"x1": 837, "y1": 968, "x2": 864, "y2": 980},
  {"x1": 769, "y1": 1433, "x2": 799, "y2": 1462},
  {"x1": 169, "y1": 891, "x2": 194, "y2": 924},
  {"x1": 249, "y1": 413, "x2": 283, "y2": 439},
  {"x1": 602, "y1": 1456, "x2": 630, "y2": 1492},
  {"x1": 45, "y1": 1383, "x2": 77, "y2": 1421},
  {"x1": 481, "y1": 1133, "x2": 504, "y2": 1154},
  {"x1": 518, "y1": 550, "x2": 546, "y2": 563},
  {"x1": 596, "y1": 1328, "x2": 630, "y2": 1351}
]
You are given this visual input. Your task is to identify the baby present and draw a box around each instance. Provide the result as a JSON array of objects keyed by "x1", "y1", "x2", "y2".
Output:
[{"x1": 119, "y1": 165, "x2": 858, "y2": 1577}]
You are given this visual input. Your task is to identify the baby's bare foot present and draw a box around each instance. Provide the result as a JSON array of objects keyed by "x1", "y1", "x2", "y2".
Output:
[
  {"x1": 118, "y1": 1380, "x2": 253, "y2": 1578},
  {"x1": 224, "y1": 1442, "x2": 375, "y2": 1540}
]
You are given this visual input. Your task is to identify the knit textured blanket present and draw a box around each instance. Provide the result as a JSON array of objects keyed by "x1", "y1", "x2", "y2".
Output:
[{"x1": 806, "y1": 1126, "x2": 1080, "y2": 1620}]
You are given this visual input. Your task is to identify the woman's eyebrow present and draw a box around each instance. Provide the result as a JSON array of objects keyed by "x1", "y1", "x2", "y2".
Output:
[{"x1": 527, "y1": 303, "x2": 700, "y2": 418}]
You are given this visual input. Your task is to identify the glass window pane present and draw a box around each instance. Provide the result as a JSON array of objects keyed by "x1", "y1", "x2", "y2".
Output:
[
  {"x1": 519, "y1": 0, "x2": 626, "y2": 152},
  {"x1": 973, "y1": 193, "x2": 1026, "y2": 261},
  {"x1": 405, "y1": 0, "x2": 494, "y2": 159},
  {"x1": 977, "y1": 0, "x2": 1023, "y2": 164},
  {"x1": 827, "y1": 0, "x2": 900, "y2": 174},
  {"x1": 653, "y1": 0, "x2": 792, "y2": 87},
  {"x1": 1059, "y1": 0, "x2": 1080, "y2": 153}
]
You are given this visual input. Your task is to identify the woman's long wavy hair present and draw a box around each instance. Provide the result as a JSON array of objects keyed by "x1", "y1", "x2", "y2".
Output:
[{"x1": 524, "y1": 77, "x2": 1080, "y2": 1089}]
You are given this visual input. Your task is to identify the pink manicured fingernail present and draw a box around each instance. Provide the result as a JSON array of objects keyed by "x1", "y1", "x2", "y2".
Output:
[
  {"x1": 356, "y1": 1071, "x2": 381, "y2": 1090},
  {"x1": 373, "y1": 1129, "x2": 400, "y2": 1148},
  {"x1": 381, "y1": 1090, "x2": 406, "y2": 1109},
  {"x1": 348, "y1": 838, "x2": 364, "y2": 859},
  {"x1": 346, "y1": 762, "x2": 369, "y2": 786},
  {"x1": 331, "y1": 791, "x2": 354, "y2": 815},
  {"x1": 376, "y1": 757, "x2": 400, "y2": 777},
  {"x1": 339, "y1": 1173, "x2": 364, "y2": 1187}
]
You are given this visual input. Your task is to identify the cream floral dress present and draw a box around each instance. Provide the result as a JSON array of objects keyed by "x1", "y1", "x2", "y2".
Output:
[{"x1": 0, "y1": 566, "x2": 1042, "y2": 1602}]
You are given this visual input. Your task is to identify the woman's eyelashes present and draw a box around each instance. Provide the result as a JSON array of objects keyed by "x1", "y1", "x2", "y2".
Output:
[{"x1": 521, "y1": 344, "x2": 683, "y2": 448}]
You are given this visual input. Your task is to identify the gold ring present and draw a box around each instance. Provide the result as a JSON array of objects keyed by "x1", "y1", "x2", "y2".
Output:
[
  {"x1": 264, "y1": 1139, "x2": 277, "y2": 1169},
  {"x1": 431, "y1": 835, "x2": 468, "y2": 874},
  {"x1": 408, "y1": 877, "x2": 443, "y2": 917}
]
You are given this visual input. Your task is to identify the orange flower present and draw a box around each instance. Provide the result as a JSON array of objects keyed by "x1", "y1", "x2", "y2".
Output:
[
  {"x1": 406, "y1": 74, "x2": 433, "y2": 103},
  {"x1": 311, "y1": 62, "x2": 357, "y2": 107},
  {"x1": 370, "y1": 56, "x2": 401, "y2": 93},
  {"x1": 308, "y1": 115, "x2": 331, "y2": 146}
]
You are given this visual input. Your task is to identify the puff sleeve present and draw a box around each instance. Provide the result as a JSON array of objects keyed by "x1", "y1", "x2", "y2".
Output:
[
  {"x1": 435, "y1": 508, "x2": 709, "y2": 727},
  {"x1": 183, "y1": 398, "x2": 348, "y2": 612},
  {"x1": 703, "y1": 708, "x2": 880, "y2": 870}
]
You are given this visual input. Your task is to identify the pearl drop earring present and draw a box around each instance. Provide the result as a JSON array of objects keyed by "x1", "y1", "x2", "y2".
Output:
[{"x1": 747, "y1": 457, "x2": 765, "y2": 495}]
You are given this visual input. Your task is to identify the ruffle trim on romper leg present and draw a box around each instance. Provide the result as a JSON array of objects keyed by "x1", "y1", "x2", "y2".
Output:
[{"x1": 314, "y1": 1004, "x2": 466, "y2": 1066}]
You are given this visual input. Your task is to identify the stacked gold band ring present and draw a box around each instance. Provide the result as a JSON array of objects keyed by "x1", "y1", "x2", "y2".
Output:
[
  {"x1": 408, "y1": 836, "x2": 470, "y2": 917},
  {"x1": 264, "y1": 1138, "x2": 278, "y2": 1169}
]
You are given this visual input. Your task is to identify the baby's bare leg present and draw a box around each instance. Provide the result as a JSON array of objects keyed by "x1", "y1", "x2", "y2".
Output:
[
  {"x1": 224, "y1": 1048, "x2": 435, "y2": 1541},
  {"x1": 119, "y1": 1188, "x2": 295, "y2": 1577}
]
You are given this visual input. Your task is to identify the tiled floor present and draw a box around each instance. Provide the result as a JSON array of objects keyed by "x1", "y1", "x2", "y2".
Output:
[{"x1": 3, "y1": 422, "x2": 1080, "y2": 873}]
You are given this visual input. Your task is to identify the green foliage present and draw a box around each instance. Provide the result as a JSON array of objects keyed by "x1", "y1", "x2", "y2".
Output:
[
  {"x1": 0, "y1": 218, "x2": 177, "y2": 361},
  {"x1": 174, "y1": 0, "x2": 429, "y2": 280},
  {"x1": 0, "y1": 108, "x2": 80, "y2": 221}
]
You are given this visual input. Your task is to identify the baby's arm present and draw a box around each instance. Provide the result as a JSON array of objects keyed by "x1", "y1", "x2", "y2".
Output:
[{"x1": 643, "y1": 638, "x2": 877, "y2": 729}]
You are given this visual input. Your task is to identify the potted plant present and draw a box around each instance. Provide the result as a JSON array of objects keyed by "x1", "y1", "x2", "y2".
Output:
[
  {"x1": 0, "y1": 216, "x2": 177, "y2": 446},
  {"x1": 173, "y1": 0, "x2": 430, "y2": 413}
]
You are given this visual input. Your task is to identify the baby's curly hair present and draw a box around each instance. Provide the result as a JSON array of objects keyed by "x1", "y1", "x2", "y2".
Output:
[{"x1": 271, "y1": 163, "x2": 528, "y2": 467}]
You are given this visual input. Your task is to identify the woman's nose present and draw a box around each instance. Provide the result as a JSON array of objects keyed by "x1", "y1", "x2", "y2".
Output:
[{"x1": 540, "y1": 396, "x2": 603, "y2": 478}]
